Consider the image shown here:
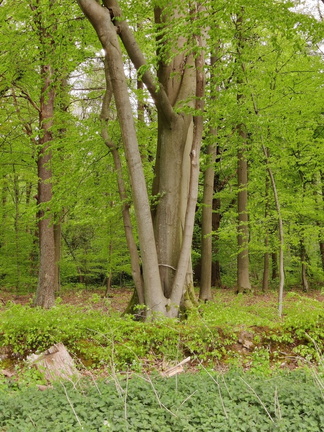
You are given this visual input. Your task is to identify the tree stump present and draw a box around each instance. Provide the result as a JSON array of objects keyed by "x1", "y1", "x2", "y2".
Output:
[{"x1": 28, "y1": 343, "x2": 80, "y2": 382}]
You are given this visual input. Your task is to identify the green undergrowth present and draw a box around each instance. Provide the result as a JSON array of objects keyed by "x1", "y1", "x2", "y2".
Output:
[
  {"x1": 0, "y1": 370, "x2": 324, "y2": 431},
  {"x1": 0, "y1": 291, "x2": 323, "y2": 374}
]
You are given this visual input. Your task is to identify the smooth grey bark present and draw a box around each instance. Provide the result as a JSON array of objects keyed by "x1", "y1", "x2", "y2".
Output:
[
  {"x1": 169, "y1": 42, "x2": 205, "y2": 314},
  {"x1": 78, "y1": 0, "x2": 166, "y2": 315},
  {"x1": 100, "y1": 64, "x2": 144, "y2": 306},
  {"x1": 263, "y1": 145, "x2": 284, "y2": 317},
  {"x1": 78, "y1": 0, "x2": 204, "y2": 317}
]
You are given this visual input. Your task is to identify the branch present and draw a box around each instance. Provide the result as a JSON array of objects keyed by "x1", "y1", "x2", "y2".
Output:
[{"x1": 102, "y1": 0, "x2": 175, "y2": 123}]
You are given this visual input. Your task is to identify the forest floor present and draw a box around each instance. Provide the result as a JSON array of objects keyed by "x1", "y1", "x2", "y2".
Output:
[
  {"x1": 1, "y1": 284, "x2": 324, "y2": 313},
  {"x1": 0, "y1": 285, "x2": 324, "y2": 378}
]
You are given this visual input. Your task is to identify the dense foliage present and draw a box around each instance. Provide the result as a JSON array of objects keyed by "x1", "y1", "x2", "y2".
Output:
[
  {"x1": 1, "y1": 370, "x2": 324, "y2": 431},
  {"x1": 0, "y1": 291, "x2": 323, "y2": 372},
  {"x1": 0, "y1": 0, "x2": 323, "y2": 298}
]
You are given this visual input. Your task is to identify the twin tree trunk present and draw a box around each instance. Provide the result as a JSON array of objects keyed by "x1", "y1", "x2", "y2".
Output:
[{"x1": 78, "y1": 0, "x2": 204, "y2": 318}]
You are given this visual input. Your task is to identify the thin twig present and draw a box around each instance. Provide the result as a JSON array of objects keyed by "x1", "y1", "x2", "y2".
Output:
[
  {"x1": 240, "y1": 377, "x2": 274, "y2": 423},
  {"x1": 61, "y1": 382, "x2": 84, "y2": 429}
]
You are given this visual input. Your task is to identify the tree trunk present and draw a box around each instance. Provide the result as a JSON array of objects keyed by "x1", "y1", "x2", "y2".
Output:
[
  {"x1": 200, "y1": 143, "x2": 216, "y2": 300},
  {"x1": 34, "y1": 64, "x2": 56, "y2": 308},
  {"x1": 262, "y1": 176, "x2": 270, "y2": 291},
  {"x1": 263, "y1": 145, "x2": 284, "y2": 317},
  {"x1": 78, "y1": 0, "x2": 204, "y2": 318},
  {"x1": 237, "y1": 125, "x2": 252, "y2": 293},
  {"x1": 319, "y1": 172, "x2": 324, "y2": 270},
  {"x1": 271, "y1": 252, "x2": 278, "y2": 280},
  {"x1": 54, "y1": 222, "x2": 61, "y2": 294},
  {"x1": 300, "y1": 239, "x2": 309, "y2": 292},
  {"x1": 78, "y1": 0, "x2": 166, "y2": 316},
  {"x1": 262, "y1": 247, "x2": 270, "y2": 292},
  {"x1": 100, "y1": 64, "x2": 144, "y2": 306},
  {"x1": 212, "y1": 167, "x2": 223, "y2": 288}
]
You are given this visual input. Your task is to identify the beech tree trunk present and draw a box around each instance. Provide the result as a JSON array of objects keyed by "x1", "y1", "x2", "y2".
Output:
[
  {"x1": 200, "y1": 142, "x2": 216, "y2": 301},
  {"x1": 263, "y1": 145, "x2": 284, "y2": 317},
  {"x1": 100, "y1": 65, "x2": 144, "y2": 306},
  {"x1": 212, "y1": 166, "x2": 223, "y2": 288},
  {"x1": 262, "y1": 176, "x2": 270, "y2": 291},
  {"x1": 235, "y1": 14, "x2": 251, "y2": 294},
  {"x1": 300, "y1": 239, "x2": 309, "y2": 292},
  {"x1": 78, "y1": 0, "x2": 204, "y2": 318},
  {"x1": 237, "y1": 125, "x2": 252, "y2": 293},
  {"x1": 34, "y1": 64, "x2": 56, "y2": 308}
]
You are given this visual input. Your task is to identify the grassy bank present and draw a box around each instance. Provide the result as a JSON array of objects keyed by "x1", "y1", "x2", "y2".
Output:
[{"x1": 0, "y1": 290, "x2": 323, "y2": 374}]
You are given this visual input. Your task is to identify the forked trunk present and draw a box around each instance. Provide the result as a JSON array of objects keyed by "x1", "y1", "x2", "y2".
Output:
[{"x1": 78, "y1": 0, "x2": 204, "y2": 318}]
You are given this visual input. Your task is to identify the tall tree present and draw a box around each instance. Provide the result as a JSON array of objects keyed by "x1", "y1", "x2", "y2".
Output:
[{"x1": 77, "y1": 0, "x2": 205, "y2": 317}]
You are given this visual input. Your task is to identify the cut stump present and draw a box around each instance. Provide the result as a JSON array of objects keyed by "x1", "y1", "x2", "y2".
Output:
[{"x1": 28, "y1": 343, "x2": 80, "y2": 382}]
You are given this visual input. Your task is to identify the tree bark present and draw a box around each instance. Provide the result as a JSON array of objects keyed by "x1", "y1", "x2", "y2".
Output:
[
  {"x1": 262, "y1": 176, "x2": 270, "y2": 291},
  {"x1": 263, "y1": 145, "x2": 284, "y2": 317},
  {"x1": 235, "y1": 14, "x2": 251, "y2": 294},
  {"x1": 200, "y1": 142, "x2": 216, "y2": 301},
  {"x1": 271, "y1": 252, "x2": 278, "y2": 280},
  {"x1": 237, "y1": 125, "x2": 252, "y2": 293},
  {"x1": 34, "y1": 64, "x2": 56, "y2": 308},
  {"x1": 300, "y1": 238, "x2": 309, "y2": 292},
  {"x1": 78, "y1": 0, "x2": 166, "y2": 315},
  {"x1": 100, "y1": 63, "x2": 145, "y2": 306},
  {"x1": 78, "y1": 0, "x2": 204, "y2": 318},
  {"x1": 211, "y1": 162, "x2": 223, "y2": 288}
]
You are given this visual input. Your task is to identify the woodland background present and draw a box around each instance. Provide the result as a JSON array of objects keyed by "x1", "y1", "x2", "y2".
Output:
[{"x1": 0, "y1": 0, "x2": 324, "y2": 313}]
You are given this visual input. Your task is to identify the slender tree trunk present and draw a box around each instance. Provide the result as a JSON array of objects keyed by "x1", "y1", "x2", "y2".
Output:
[
  {"x1": 78, "y1": 0, "x2": 166, "y2": 315},
  {"x1": 212, "y1": 162, "x2": 223, "y2": 288},
  {"x1": 34, "y1": 65, "x2": 56, "y2": 308},
  {"x1": 237, "y1": 125, "x2": 252, "y2": 293},
  {"x1": 319, "y1": 172, "x2": 324, "y2": 270},
  {"x1": 271, "y1": 252, "x2": 278, "y2": 280},
  {"x1": 54, "y1": 222, "x2": 61, "y2": 294},
  {"x1": 100, "y1": 65, "x2": 145, "y2": 306},
  {"x1": 262, "y1": 243, "x2": 270, "y2": 292},
  {"x1": 263, "y1": 145, "x2": 284, "y2": 317},
  {"x1": 200, "y1": 143, "x2": 216, "y2": 301},
  {"x1": 300, "y1": 239, "x2": 309, "y2": 292},
  {"x1": 200, "y1": 53, "x2": 218, "y2": 300},
  {"x1": 262, "y1": 176, "x2": 270, "y2": 291}
]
